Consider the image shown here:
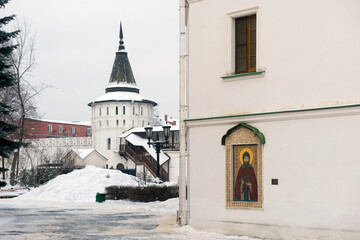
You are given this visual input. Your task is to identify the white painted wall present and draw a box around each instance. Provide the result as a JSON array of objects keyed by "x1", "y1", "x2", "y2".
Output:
[
  {"x1": 186, "y1": 0, "x2": 360, "y2": 238},
  {"x1": 84, "y1": 151, "x2": 107, "y2": 168},
  {"x1": 91, "y1": 101, "x2": 154, "y2": 169},
  {"x1": 164, "y1": 150, "x2": 180, "y2": 182},
  {"x1": 187, "y1": 0, "x2": 360, "y2": 119}
]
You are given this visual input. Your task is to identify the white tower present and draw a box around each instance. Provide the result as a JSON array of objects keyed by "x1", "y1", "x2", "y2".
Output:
[{"x1": 88, "y1": 23, "x2": 157, "y2": 169}]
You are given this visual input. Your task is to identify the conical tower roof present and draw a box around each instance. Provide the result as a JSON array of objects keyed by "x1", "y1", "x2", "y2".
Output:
[
  {"x1": 88, "y1": 22, "x2": 157, "y2": 107},
  {"x1": 108, "y1": 22, "x2": 136, "y2": 86}
]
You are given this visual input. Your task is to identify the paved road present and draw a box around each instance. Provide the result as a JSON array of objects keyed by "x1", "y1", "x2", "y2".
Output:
[
  {"x1": 0, "y1": 206, "x2": 179, "y2": 239},
  {"x1": 0, "y1": 201, "x2": 258, "y2": 240}
]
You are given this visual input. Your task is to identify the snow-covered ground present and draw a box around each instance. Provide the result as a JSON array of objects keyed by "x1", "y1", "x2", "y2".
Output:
[{"x1": 0, "y1": 167, "x2": 264, "y2": 239}]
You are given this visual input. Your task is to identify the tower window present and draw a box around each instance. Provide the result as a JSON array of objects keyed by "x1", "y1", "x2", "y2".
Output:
[
  {"x1": 123, "y1": 106, "x2": 126, "y2": 115},
  {"x1": 116, "y1": 106, "x2": 118, "y2": 115},
  {"x1": 107, "y1": 138, "x2": 111, "y2": 150}
]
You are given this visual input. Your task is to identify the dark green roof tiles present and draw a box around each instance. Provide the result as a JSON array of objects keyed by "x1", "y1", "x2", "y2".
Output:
[{"x1": 109, "y1": 51, "x2": 136, "y2": 85}]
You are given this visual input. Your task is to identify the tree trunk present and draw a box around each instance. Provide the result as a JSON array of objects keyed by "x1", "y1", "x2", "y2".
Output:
[
  {"x1": 10, "y1": 150, "x2": 19, "y2": 185},
  {"x1": 2, "y1": 157, "x2": 5, "y2": 180},
  {"x1": 16, "y1": 149, "x2": 20, "y2": 178}
]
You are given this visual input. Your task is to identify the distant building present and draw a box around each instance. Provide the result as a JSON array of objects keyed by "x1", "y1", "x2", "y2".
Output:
[
  {"x1": 22, "y1": 118, "x2": 91, "y2": 139},
  {"x1": 63, "y1": 149, "x2": 108, "y2": 168},
  {"x1": 88, "y1": 23, "x2": 157, "y2": 170}
]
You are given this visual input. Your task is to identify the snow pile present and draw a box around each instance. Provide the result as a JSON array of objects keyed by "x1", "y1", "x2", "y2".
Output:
[
  {"x1": 106, "y1": 197, "x2": 179, "y2": 213},
  {"x1": 18, "y1": 166, "x2": 138, "y2": 203}
]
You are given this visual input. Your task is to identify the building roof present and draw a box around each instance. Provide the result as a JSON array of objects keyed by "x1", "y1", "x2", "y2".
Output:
[
  {"x1": 125, "y1": 133, "x2": 170, "y2": 165},
  {"x1": 88, "y1": 22, "x2": 157, "y2": 107},
  {"x1": 73, "y1": 148, "x2": 108, "y2": 160},
  {"x1": 28, "y1": 118, "x2": 91, "y2": 126}
]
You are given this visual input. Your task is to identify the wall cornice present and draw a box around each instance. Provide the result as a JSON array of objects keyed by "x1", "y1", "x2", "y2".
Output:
[
  {"x1": 185, "y1": 104, "x2": 360, "y2": 127},
  {"x1": 187, "y1": 0, "x2": 204, "y2": 4}
]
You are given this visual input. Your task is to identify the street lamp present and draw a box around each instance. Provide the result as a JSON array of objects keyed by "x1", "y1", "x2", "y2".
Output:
[{"x1": 145, "y1": 124, "x2": 171, "y2": 180}]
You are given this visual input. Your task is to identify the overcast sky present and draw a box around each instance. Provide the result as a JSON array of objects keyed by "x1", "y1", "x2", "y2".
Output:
[{"x1": 3, "y1": 0, "x2": 179, "y2": 122}]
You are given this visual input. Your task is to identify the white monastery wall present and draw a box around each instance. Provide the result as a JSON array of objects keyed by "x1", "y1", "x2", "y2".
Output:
[
  {"x1": 187, "y1": 0, "x2": 360, "y2": 119},
  {"x1": 187, "y1": 111, "x2": 360, "y2": 239},
  {"x1": 186, "y1": 0, "x2": 360, "y2": 239}
]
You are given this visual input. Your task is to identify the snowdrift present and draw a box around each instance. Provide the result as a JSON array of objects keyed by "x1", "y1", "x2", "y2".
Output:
[{"x1": 18, "y1": 166, "x2": 138, "y2": 202}]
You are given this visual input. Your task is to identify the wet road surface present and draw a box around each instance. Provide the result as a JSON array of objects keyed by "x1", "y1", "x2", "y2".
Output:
[{"x1": 0, "y1": 205, "x2": 181, "y2": 239}]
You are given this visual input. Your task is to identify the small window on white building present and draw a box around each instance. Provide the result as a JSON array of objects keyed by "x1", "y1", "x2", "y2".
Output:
[
  {"x1": 107, "y1": 138, "x2": 111, "y2": 150},
  {"x1": 132, "y1": 120, "x2": 134, "y2": 127},
  {"x1": 71, "y1": 127, "x2": 76, "y2": 134},
  {"x1": 59, "y1": 125, "x2": 62, "y2": 133},
  {"x1": 116, "y1": 106, "x2": 118, "y2": 115},
  {"x1": 116, "y1": 120, "x2": 119, "y2": 126},
  {"x1": 140, "y1": 106, "x2": 143, "y2": 116},
  {"x1": 99, "y1": 120, "x2": 102, "y2": 127},
  {"x1": 106, "y1": 120, "x2": 109, "y2": 126},
  {"x1": 48, "y1": 125, "x2": 52, "y2": 132},
  {"x1": 123, "y1": 119, "x2": 126, "y2": 127},
  {"x1": 123, "y1": 106, "x2": 126, "y2": 115},
  {"x1": 99, "y1": 107, "x2": 102, "y2": 116},
  {"x1": 107, "y1": 106, "x2": 109, "y2": 115},
  {"x1": 133, "y1": 106, "x2": 135, "y2": 115}
]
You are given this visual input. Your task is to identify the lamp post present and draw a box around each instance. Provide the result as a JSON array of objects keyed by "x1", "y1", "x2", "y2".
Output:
[{"x1": 145, "y1": 124, "x2": 171, "y2": 180}]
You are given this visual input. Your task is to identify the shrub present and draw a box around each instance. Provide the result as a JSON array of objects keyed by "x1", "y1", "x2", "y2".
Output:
[
  {"x1": 106, "y1": 185, "x2": 179, "y2": 202},
  {"x1": 0, "y1": 181, "x2": 6, "y2": 188},
  {"x1": 18, "y1": 168, "x2": 38, "y2": 187}
]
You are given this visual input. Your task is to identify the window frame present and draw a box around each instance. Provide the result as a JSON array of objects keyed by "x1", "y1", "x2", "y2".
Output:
[
  {"x1": 235, "y1": 15, "x2": 256, "y2": 74},
  {"x1": 227, "y1": 7, "x2": 260, "y2": 77}
]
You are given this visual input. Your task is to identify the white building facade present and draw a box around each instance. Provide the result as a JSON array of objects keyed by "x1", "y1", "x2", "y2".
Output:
[
  {"x1": 182, "y1": 0, "x2": 360, "y2": 239},
  {"x1": 89, "y1": 24, "x2": 157, "y2": 169}
]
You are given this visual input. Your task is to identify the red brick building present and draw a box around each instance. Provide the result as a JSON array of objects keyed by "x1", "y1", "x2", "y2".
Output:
[{"x1": 23, "y1": 118, "x2": 91, "y2": 139}]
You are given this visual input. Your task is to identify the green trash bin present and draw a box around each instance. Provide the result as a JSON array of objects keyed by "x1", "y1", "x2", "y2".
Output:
[{"x1": 96, "y1": 192, "x2": 106, "y2": 203}]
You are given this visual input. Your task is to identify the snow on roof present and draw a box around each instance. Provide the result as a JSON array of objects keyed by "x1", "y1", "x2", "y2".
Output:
[
  {"x1": 90, "y1": 91, "x2": 156, "y2": 105},
  {"x1": 73, "y1": 149, "x2": 94, "y2": 159},
  {"x1": 106, "y1": 82, "x2": 137, "y2": 88},
  {"x1": 73, "y1": 149, "x2": 108, "y2": 160},
  {"x1": 119, "y1": 125, "x2": 179, "y2": 138},
  {"x1": 30, "y1": 118, "x2": 91, "y2": 126},
  {"x1": 125, "y1": 133, "x2": 170, "y2": 165}
]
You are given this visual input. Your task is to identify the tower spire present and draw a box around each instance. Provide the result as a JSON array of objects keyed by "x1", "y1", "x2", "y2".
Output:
[{"x1": 118, "y1": 21, "x2": 125, "y2": 51}]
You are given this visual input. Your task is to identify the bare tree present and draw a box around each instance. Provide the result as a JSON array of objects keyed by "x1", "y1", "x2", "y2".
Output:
[{"x1": 6, "y1": 18, "x2": 48, "y2": 185}]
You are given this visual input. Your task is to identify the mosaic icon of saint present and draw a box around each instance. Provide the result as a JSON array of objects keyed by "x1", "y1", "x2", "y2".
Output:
[{"x1": 235, "y1": 151, "x2": 258, "y2": 201}]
